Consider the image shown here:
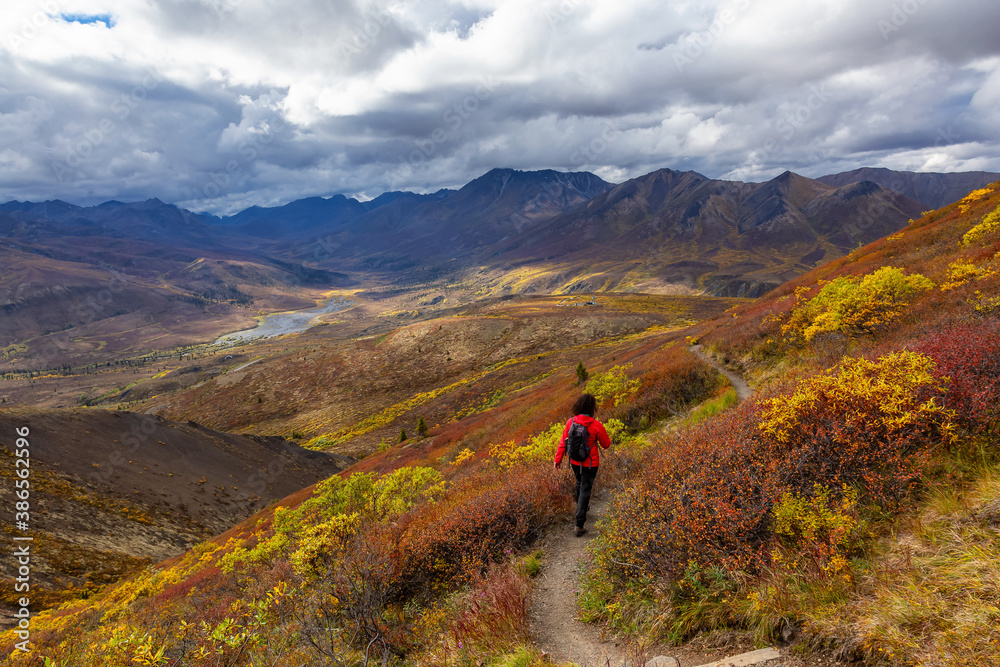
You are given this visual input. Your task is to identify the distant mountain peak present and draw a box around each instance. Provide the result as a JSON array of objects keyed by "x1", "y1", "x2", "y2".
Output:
[{"x1": 817, "y1": 168, "x2": 1000, "y2": 209}]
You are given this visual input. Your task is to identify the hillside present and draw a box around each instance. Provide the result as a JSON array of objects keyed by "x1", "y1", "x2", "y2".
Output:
[
  {"x1": 0, "y1": 409, "x2": 351, "y2": 624},
  {"x1": 494, "y1": 169, "x2": 923, "y2": 297},
  {"x1": 2, "y1": 166, "x2": 950, "y2": 379},
  {"x1": 131, "y1": 293, "x2": 741, "y2": 454},
  {"x1": 3, "y1": 180, "x2": 996, "y2": 666}
]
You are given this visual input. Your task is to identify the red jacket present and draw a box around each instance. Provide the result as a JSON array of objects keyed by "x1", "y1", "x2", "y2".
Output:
[{"x1": 554, "y1": 414, "x2": 611, "y2": 468}]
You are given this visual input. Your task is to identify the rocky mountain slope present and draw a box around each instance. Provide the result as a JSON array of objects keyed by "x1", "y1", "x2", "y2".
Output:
[
  {"x1": 494, "y1": 169, "x2": 923, "y2": 296},
  {"x1": 817, "y1": 167, "x2": 1000, "y2": 209},
  {"x1": 0, "y1": 166, "x2": 977, "y2": 369}
]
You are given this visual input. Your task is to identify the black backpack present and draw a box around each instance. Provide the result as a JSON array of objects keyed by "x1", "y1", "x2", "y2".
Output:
[{"x1": 565, "y1": 419, "x2": 591, "y2": 462}]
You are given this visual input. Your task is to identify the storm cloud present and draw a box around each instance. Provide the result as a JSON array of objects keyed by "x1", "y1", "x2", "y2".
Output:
[{"x1": 2, "y1": 0, "x2": 999, "y2": 214}]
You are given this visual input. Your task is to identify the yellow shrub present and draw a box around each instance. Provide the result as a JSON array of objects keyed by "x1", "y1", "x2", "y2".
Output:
[
  {"x1": 491, "y1": 421, "x2": 565, "y2": 469},
  {"x1": 223, "y1": 468, "x2": 444, "y2": 573},
  {"x1": 772, "y1": 484, "x2": 867, "y2": 578},
  {"x1": 759, "y1": 351, "x2": 953, "y2": 447},
  {"x1": 782, "y1": 267, "x2": 934, "y2": 341},
  {"x1": 289, "y1": 511, "x2": 360, "y2": 577},
  {"x1": 452, "y1": 447, "x2": 476, "y2": 466},
  {"x1": 585, "y1": 364, "x2": 640, "y2": 407},
  {"x1": 958, "y1": 187, "x2": 994, "y2": 213},
  {"x1": 940, "y1": 258, "x2": 998, "y2": 291},
  {"x1": 963, "y1": 204, "x2": 1000, "y2": 246}
]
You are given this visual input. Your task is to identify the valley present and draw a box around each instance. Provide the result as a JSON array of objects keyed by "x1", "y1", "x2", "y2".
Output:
[
  {"x1": 7, "y1": 166, "x2": 996, "y2": 384},
  {"x1": 2, "y1": 168, "x2": 1000, "y2": 666}
]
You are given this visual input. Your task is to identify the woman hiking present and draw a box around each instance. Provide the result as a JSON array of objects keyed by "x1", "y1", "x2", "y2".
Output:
[{"x1": 554, "y1": 393, "x2": 611, "y2": 536}]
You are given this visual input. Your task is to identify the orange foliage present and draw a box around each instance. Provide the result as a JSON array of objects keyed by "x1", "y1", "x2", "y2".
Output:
[
  {"x1": 598, "y1": 351, "x2": 953, "y2": 584},
  {"x1": 396, "y1": 465, "x2": 570, "y2": 591}
]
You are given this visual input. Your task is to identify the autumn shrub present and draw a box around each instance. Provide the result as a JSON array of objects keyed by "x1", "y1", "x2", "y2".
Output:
[
  {"x1": 597, "y1": 351, "x2": 953, "y2": 587},
  {"x1": 222, "y1": 466, "x2": 445, "y2": 574},
  {"x1": 962, "y1": 202, "x2": 1000, "y2": 246},
  {"x1": 295, "y1": 520, "x2": 410, "y2": 664},
  {"x1": 490, "y1": 421, "x2": 563, "y2": 469},
  {"x1": 397, "y1": 466, "x2": 568, "y2": 593},
  {"x1": 585, "y1": 364, "x2": 640, "y2": 408},
  {"x1": 450, "y1": 564, "x2": 532, "y2": 661},
  {"x1": 758, "y1": 351, "x2": 954, "y2": 504},
  {"x1": 782, "y1": 267, "x2": 935, "y2": 342},
  {"x1": 911, "y1": 317, "x2": 1000, "y2": 436},
  {"x1": 770, "y1": 483, "x2": 868, "y2": 580},
  {"x1": 611, "y1": 353, "x2": 721, "y2": 431}
]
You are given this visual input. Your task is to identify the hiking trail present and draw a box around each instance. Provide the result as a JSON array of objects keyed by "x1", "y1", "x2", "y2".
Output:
[
  {"x1": 528, "y1": 490, "x2": 734, "y2": 666},
  {"x1": 528, "y1": 349, "x2": 794, "y2": 667},
  {"x1": 689, "y1": 344, "x2": 752, "y2": 403}
]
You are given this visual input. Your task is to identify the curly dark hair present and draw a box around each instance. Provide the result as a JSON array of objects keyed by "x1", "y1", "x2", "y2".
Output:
[{"x1": 572, "y1": 393, "x2": 597, "y2": 417}]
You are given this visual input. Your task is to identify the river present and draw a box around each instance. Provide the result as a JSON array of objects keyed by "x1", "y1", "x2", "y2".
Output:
[{"x1": 215, "y1": 296, "x2": 354, "y2": 344}]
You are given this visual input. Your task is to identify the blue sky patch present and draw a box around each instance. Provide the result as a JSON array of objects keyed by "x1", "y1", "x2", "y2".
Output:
[{"x1": 59, "y1": 13, "x2": 116, "y2": 28}]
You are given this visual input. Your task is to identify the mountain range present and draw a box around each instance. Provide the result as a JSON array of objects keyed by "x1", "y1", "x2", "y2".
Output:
[
  {"x1": 2, "y1": 166, "x2": 997, "y2": 367},
  {"x1": 816, "y1": 167, "x2": 1000, "y2": 209}
]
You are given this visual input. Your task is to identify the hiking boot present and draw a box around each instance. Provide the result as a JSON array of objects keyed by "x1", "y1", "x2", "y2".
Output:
[{"x1": 574, "y1": 526, "x2": 587, "y2": 537}]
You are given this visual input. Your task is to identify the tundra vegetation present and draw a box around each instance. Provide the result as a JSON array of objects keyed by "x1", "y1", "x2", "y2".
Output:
[{"x1": 3, "y1": 184, "x2": 1000, "y2": 666}]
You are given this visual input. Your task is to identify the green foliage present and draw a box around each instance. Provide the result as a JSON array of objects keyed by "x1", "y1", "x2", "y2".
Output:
[
  {"x1": 684, "y1": 388, "x2": 739, "y2": 427},
  {"x1": 417, "y1": 415, "x2": 429, "y2": 437},
  {"x1": 518, "y1": 551, "x2": 542, "y2": 578},
  {"x1": 603, "y1": 417, "x2": 627, "y2": 444},
  {"x1": 301, "y1": 434, "x2": 338, "y2": 450},
  {"x1": 400, "y1": 428, "x2": 408, "y2": 442},
  {"x1": 666, "y1": 563, "x2": 739, "y2": 643},
  {"x1": 222, "y1": 467, "x2": 445, "y2": 575},
  {"x1": 782, "y1": 266, "x2": 934, "y2": 341},
  {"x1": 585, "y1": 363, "x2": 640, "y2": 407},
  {"x1": 575, "y1": 361, "x2": 589, "y2": 385},
  {"x1": 373, "y1": 466, "x2": 446, "y2": 517}
]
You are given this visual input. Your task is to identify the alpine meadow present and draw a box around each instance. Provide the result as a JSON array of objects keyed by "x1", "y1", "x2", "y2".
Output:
[{"x1": 3, "y1": 1, "x2": 1000, "y2": 666}]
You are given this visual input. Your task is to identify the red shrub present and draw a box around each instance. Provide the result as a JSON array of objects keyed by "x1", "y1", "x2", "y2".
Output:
[
  {"x1": 612, "y1": 352, "x2": 720, "y2": 430},
  {"x1": 600, "y1": 352, "x2": 952, "y2": 583},
  {"x1": 911, "y1": 317, "x2": 1000, "y2": 436},
  {"x1": 396, "y1": 466, "x2": 568, "y2": 592},
  {"x1": 451, "y1": 565, "x2": 531, "y2": 654}
]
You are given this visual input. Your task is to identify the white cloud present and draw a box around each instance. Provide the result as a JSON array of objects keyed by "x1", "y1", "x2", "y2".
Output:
[{"x1": 1, "y1": 0, "x2": 999, "y2": 213}]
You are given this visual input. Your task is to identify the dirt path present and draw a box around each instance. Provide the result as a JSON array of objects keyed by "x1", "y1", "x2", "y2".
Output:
[
  {"x1": 528, "y1": 350, "x2": 761, "y2": 667},
  {"x1": 689, "y1": 344, "x2": 751, "y2": 402},
  {"x1": 529, "y1": 491, "x2": 728, "y2": 667},
  {"x1": 529, "y1": 494, "x2": 627, "y2": 667}
]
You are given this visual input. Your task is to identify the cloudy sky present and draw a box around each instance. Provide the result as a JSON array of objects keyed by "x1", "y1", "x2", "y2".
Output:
[{"x1": 2, "y1": 0, "x2": 999, "y2": 215}]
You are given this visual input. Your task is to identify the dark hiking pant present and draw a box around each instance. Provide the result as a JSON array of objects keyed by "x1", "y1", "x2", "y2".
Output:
[{"x1": 571, "y1": 463, "x2": 598, "y2": 528}]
